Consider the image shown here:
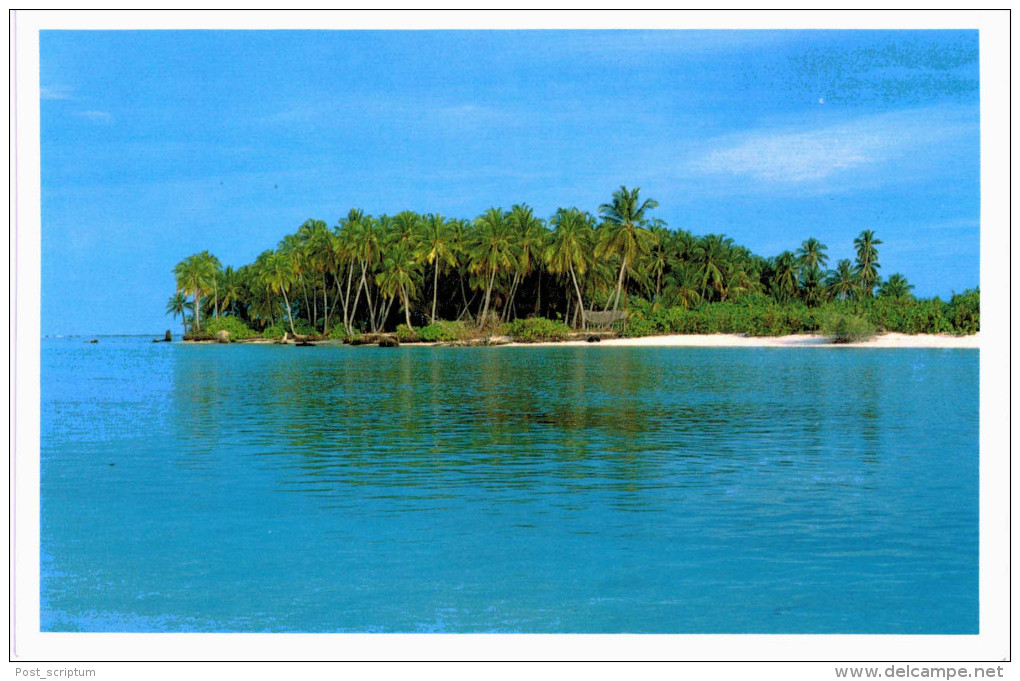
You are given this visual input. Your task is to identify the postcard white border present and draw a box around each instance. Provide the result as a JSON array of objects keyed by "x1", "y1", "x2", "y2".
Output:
[{"x1": 11, "y1": 9, "x2": 1012, "y2": 671}]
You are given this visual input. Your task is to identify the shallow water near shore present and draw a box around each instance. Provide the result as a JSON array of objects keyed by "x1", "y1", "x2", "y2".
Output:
[{"x1": 40, "y1": 336, "x2": 978, "y2": 633}]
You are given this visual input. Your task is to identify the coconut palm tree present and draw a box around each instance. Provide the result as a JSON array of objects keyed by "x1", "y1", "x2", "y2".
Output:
[
  {"x1": 596, "y1": 186, "x2": 658, "y2": 314},
  {"x1": 545, "y1": 207, "x2": 595, "y2": 329},
  {"x1": 390, "y1": 211, "x2": 421, "y2": 250},
  {"x1": 277, "y1": 232, "x2": 312, "y2": 325},
  {"x1": 722, "y1": 246, "x2": 763, "y2": 302},
  {"x1": 165, "y1": 291, "x2": 190, "y2": 335},
  {"x1": 468, "y1": 207, "x2": 516, "y2": 325},
  {"x1": 504, "y1": 203, "x2": 546, "y2": 321},
  {"x1": 691, "y1": 234, "x2": 733, "y2": 302},
  {"x1": 346, "y1": 211, "x2": 383, "y2": 332},
  {"x1": 219, "y1": 265, "x2": 243, "y2": 317},
  {"x1": 796, "y1": 237, "x2": 829, "y2": 273},
  {"x1": 333, "y1": 213, "x2": 361, "y2": 333},
  {"x1": 827, "y1": 259, "x2": 859, "y2": 301},
  {"x1": 260, "y1": 250, "x2": 298, "y2": 336},
  {"x1": 800, "y1": 265, "x2": 826, "y2": 307},
  {"x1": 297, "y1": 219, "x2": 332, "y2": 332},
  {"x1": 244, "y1": 256, "x2": 279, "y2": 329},
  {"x1": 197, "y1": 251, "x2": 223, "y2": 318},
  {"x1": 662, "y1": 262, "x2": 703, "y2": 310},
  {"x1": 172, "y1": 253, "x2": 217, "y2": 333},
  {"x1": 770, "y1": 250, "x2": 800, "y2": 302},
  {"x1": 376, "y1": 243, "x2": 420, "y2": 329},
  {"x1": 448, "y1": 218, "x2": 477, "y2": 322},
  {"x1": 416, "y1": 213, "x2": 459, "y2": 323},
  {"x1": 853, "y1": 230, "x2": 882, "y2": 297},
  {"x1": 642, "y1": 222, "x2": 673, "y2": 301},
  {"x1": 878, "y1": 273, "x2": 914, "y2": 300}
]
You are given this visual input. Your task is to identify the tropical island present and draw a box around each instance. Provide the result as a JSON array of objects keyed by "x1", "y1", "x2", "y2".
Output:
[{"x1": 168, "y1": 186, "x2": 979, "y2": 347}]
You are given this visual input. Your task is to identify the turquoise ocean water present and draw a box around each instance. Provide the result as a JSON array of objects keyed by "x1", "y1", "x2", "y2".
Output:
[{"x1": 39, "y1": 337, "x2": 978, "y2": 633}]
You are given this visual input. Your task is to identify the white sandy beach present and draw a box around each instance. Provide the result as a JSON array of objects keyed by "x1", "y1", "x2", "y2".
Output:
[
  {"x1": 508, "y1": 332, "x2": 980, "y2": 349},
  {"x1": 268, "y1": 332, "x2": 979, "y2": 349}
]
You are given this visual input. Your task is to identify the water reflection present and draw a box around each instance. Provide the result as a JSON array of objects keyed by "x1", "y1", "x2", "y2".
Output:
[
  {"x1": 167, "y1": 345, "x2": 945, "y2": 513},
  {"x1": 44, "y1": 339, "x2": 978, "y2": 633}
]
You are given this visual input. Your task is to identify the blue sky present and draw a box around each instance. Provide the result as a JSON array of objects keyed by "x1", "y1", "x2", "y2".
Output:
[{"x1": 39, "y1": 29, "x2": 980, "y2": 335}]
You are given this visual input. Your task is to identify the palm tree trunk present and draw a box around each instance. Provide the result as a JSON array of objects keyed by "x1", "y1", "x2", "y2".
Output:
[
  {"x1": 330, "y1": 278, "x2": 344, "y2": 329},
  {"x1": 502, "y1": 273, "x2": 520, "y2": 323},
  {"x1": 281, "y1": 287, "x2": 297, "y2": 336},
  {"x1": 299, "y1": 275, "x2": 311, "y2": 326},
  {"x1": 322, "y1": 273, "x2": 329, "y2": 333},
  {"x1": 402, "y1": 283, "x2": 412, "y2": 328},
  {"x1": 375, "y1": 295, "x2": 389, "y2": 330},
  {"x1": 535, "y1": 269, "x2": 542, "y2": 316},
  {"x1": 193, "y1": 284, "x2": 202, "y2": 332},
  {"x1": 349, "y1": 276, "x2": 364, "y2": 333},
  {"x1": 481, "y1": 268, "x2": 497, "y2": 324},
  {"x1": 342, "y1": 262, "x2": 355, "y2": 332},
  {"x1": 213, "y1": 282, "x2": 219, "y2": 318},
  {"x1": 311, "y1": 283, "x2": 318, "y2": 330},
  {"x1": 457, "y1": 290, "x2": 477, "y2": 322},
  {"x1": 431, "y1": 261, "x2": 439, "y2": 323},
  {"x1": 458, "y1": 275, "x2": 473, "y2": 322},
  {"x1": 359, "y1": 263, "x2": 377, "y2": 333},
  {"x1": 607, "y1": 256, "x2": 628, "y2": 314},
  {"x1": 569, "y1": 264, "x2": 586, "y2": 330}
]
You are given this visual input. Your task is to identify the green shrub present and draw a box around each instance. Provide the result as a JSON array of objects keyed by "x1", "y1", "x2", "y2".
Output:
[
  {"x1": 948, "y1": 288, "x2": 980, "y2": 335},
  {"x1": 502, "y1": 317, "x2": 572, "y2": 342},
  {"x1": 293, "y1": 320, "x2": 317, "y2": 336},
  {"x1": 202, "y1": 316, "x2": 257, "y2": 341},
  {"x1": 621, "y1": 315, "x2": 657, "y2": 338},
  {"x1": 328, "y1": 326, "x2": 350, "y2": 341},
  {"x1": 262, "y1": 323, "x2": 288, "y2": 339},
  {"x1": 622, "y1": 300, "x2": 825, "y2": 337},
  {"x1": 395, "y1": 324, "x2": 419, "y2": 343},
  {"x1": 419, "y1": 320, "x2": 470, "y2": 342},
  {"x1": 858, "y1": 297, "x2": 955, "y2": 335},
  {"x1": 821, "y1": 312, "x2": 876, "y2": 344}
]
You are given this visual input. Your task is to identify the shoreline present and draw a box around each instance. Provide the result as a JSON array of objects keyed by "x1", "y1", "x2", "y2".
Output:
[
  {"x1": 204, "y1": 331, "x2": 979, "y2": 349},
  {"x1": 503, "y1": 332, "x2": 980, "y2": 349}
]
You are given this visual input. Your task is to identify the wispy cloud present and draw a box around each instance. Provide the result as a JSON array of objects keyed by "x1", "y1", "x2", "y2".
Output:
[
  {"x1": 40, "y1": 85, "x2": 74, "y2": 100},
  {"x1": 77, "y1": 110, "x2": 113, "y2": 122},
  {"x1": 692, "y1": 106, "x2": 976, "y2": 185},
  {"x1": 921, "y1": 217, "x2": 980, "y2": 231}
]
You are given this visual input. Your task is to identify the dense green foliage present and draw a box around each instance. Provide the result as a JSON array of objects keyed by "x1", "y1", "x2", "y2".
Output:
[
  {"x1": 202, "y1": 316, "x2": 258, "y2": 341},
  {"x1": 501, "y1": 317, "x2": 573, "y2": 342},
  {"x1": 169, "y1": 186, "x2": 978, "y2": 340},
  {"x1": 624, "y1": 297, "x2": 822, "y2": 337},
  {"x1": 328, "y1": 325, "x2": 351, "y2": 341},
  {"x1": 395, "y1": 324, "x2": 419, "y2": 343},
  {"x1": 821, "y1": 312, "x2": 876, "y2": 344},
  {"x1": 418, "y1": 320, "x2": 471, "y2": 342},
  {"x1": 947, "y1": 288, "x2": 981, "y2": 335},
  {"x1": 623, "y1": 291, "x2": 980, "y2": 338},
  {"x1": 261, "y1": 323, "x2": 290, "y2": 339}
]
